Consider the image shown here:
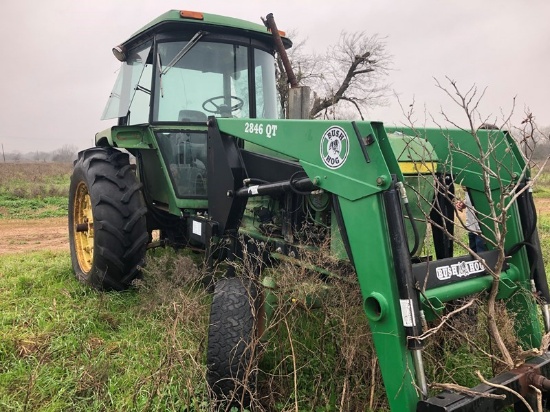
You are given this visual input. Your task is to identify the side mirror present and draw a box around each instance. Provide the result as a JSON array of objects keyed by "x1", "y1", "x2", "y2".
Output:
[{"x1": 112, "y1": 45, "x2": 127, "y2": 62}]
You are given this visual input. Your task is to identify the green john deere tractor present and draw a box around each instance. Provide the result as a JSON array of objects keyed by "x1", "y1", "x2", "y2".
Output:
[{"x1": 68, "y1": 9, "x2": 550, "y2": 411}]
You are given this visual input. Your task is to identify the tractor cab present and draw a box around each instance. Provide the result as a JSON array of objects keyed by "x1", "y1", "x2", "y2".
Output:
[{"x1": 98, "y1": 10, "x2": 287, "y2": 205}]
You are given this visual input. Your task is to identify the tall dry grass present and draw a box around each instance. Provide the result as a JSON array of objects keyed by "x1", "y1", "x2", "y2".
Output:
[{"x1": 0, "y1": 162, "x2": 72, "y2": 198}]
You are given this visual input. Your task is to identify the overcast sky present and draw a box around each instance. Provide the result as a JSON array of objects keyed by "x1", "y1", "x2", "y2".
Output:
[{"x1": 1, "y1": 0, "x2": 549, "y2": 153}]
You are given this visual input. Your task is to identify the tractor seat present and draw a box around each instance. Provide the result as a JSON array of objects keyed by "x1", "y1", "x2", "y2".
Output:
[{"x1": 178, "y1": 110, "x2": 207, "y2": 123}]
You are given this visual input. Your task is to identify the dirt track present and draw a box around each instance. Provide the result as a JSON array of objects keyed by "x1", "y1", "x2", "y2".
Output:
[
  {"x1": 0, "y1": 198, "x2": 549, "y2": 256},
  {"x1": 0, "y1": 217, "x2": 69, "y2": 255}
]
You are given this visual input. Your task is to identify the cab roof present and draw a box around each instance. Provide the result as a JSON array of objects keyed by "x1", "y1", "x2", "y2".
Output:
[{"x1": 120, "y1": 10, "x2": 292, "y2": 50}]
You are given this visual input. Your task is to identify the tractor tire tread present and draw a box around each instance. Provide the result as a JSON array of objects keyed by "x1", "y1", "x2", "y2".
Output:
[
  {"x1": 95, "y1": 220, "x2": 128, "y2": 247},
  {"x1": 124, "y1": 207, "x2": 148, "y2": 233},
  {"x1": 124, "y1": 232, "x2": 150, "y2": 260},
  {"x1": 93, "y1": 173, "x2": 127, "y2": 191},
  {"x1": 206, "y1": 278, "x2": 259, "y2": 406},
  {"x1": 121, "y1": 182, "x2": 143, "y2": 204},
  {"x1": 69, "y1": 147, "x2": 147, "y2": 291},
  {"x1": 96, "y1": 194, "x2": 131, "y2": 218}
]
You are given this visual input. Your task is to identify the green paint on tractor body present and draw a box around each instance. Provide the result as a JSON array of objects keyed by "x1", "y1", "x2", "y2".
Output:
[{"x1": 121, "y1": 10, "x2": 292, "y2": 51}]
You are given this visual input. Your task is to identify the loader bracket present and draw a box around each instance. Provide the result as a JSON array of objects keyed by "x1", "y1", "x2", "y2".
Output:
[{"x1": 417, "y1": 352, "x2": 550, "y2": 411}]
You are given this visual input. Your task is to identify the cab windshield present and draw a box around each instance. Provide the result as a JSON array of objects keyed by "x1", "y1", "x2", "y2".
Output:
[{"x1": 154, "y1": 39, "x2": 279, "y2": 122}]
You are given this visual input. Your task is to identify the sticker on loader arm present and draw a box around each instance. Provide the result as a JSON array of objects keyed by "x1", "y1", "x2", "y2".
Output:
[
  {"x1": 320, "y1": 126, "x2": 350, "y2": 169},
  {"x1": 435, "y1": 259, "x2": 484, "y2": 281},
  {"x1": 399, "y1": 299, "x2": 416, "y2": 327}
]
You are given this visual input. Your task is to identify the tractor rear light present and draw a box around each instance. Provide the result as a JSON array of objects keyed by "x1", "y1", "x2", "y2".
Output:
[{"x1": 180, "y1": 10, "x2": 204, "y2": 20}]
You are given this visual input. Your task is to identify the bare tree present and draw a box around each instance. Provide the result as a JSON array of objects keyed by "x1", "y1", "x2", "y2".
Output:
[
  {"x1": 277, "y1": 31, "x2": 391, "y2": 119},
  {"x1": 51, "y1": 144, "x2": 78, "y2": 163},
  {"x1": 11, "y1": 151, "x2": 21, "y2": 163}
]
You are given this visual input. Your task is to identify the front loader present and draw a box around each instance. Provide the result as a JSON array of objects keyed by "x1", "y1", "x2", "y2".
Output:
[{"x1": 68, "y1": 9, "x2": 550, "y2": 411}]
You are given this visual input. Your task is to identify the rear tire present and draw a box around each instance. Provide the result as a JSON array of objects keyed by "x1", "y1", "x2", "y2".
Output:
[
  {"x1": 68, "y1": 147, "x2": 148, "y2": 290},
  {"x1": 206, "y1": 278, "x2": 261, "y2": 407}
]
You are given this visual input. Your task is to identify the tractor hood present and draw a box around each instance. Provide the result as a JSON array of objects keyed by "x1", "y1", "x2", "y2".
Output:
[{"x1": 387, "y1": 132, "x2": 438, "y2": 175}]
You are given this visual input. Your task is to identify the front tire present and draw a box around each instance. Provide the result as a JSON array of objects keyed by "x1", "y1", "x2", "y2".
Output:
[
  {"x1": 206, "y1": 278, "x2": 261, "y2": 407},
  {"x1": 68, "y1": 147, "x2": 148, "y2": 290}
]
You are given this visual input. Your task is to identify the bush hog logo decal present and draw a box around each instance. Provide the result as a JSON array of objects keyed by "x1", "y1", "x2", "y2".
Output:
[
  {"x1": 320, "y1": 126, "x2": 350, "y2": 169},
  {"x1": 436, "y1": 259, "x2": 485, "y2": 281}
]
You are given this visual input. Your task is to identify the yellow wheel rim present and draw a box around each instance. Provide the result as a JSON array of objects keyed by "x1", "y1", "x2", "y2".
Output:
[{"x1": 73, "y1": 182, "x2": 94, "y2": 273}]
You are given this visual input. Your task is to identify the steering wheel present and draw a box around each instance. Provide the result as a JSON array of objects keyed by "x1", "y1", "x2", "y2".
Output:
[{"x1": 202, "y1": 95, "x2": 244, "y2": 115}]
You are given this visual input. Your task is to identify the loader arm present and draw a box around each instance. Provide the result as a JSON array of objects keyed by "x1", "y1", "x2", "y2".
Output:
[
  {"x1": 206, "y1": 118, "x2": 550, "y2": 412},
  {"x1": 208, "y1": 117, "x2": 425, "y2": 411},
  {"x1": 387, "y1": 126, "x2": 548, "y2": 348}
]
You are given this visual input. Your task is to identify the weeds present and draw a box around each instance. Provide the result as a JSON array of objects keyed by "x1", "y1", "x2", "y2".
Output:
[
  {"x1": 0, "y1": 249, "x2": 210, "y2": 411},
  {"x1": 2, "y1": 162, "x2": 550, "y2": 410},
  {"x1": 0, "y1": 195, "x2": 67, "y2": 219},
  {"x1": 214, "y1": 224, "x2": 546, "y2": 411},
  {"x1": 0, "y1": 162, "x2": 71, "y2": 219},
  {"x1": 1, "y1": 242, "x2": 546, "y2": 410},
  {"x1": 214, "y1": 238, "x2": 387, "y2": 411},
  {"x1": 0, "y1": 163, "x2": 71, "y2": 198}
]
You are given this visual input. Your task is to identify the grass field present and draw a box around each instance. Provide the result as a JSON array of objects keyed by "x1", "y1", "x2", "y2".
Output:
[
  {"x1": 0, "y1": 249, "x2": 211, "y2": 411},
  {"x1": 1, "y1": 162, "x2": 550, "y2": 411},
  {"x1": 0, "y1": 163, "x2": 71, "y2": 219}
]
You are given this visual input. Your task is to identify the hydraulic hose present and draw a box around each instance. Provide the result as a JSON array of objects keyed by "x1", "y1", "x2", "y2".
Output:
[
  {"x1": 404, "y1": 201, "x2": 420, "y2": 257},
  {"x1": 397, "y1": 182, "x2": 420, "y2": 257}
]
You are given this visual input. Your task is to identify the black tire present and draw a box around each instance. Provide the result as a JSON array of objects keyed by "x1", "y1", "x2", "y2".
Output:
[
  {"x1": 206, "y1": 278, "x2": 261, "y2": 407},
  {"x1": 68, "y1": 147, "x2": 148, "y2": 291}
]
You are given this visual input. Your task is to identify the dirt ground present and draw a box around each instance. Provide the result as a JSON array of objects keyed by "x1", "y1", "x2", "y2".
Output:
[
  {"x1": 1, "y1": 198, "x2": 549, "y2": 256},
  {"x1": 535, "y1": 198, "x2": 550, "y2": 215},
  {"x1": 0, "y1": 217, "x2": 68, "y2": 255}
]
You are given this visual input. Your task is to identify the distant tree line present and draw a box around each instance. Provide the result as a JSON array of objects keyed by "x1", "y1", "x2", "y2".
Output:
[{"x1": 1, "y1": 144, "x2": 78, "y2": 163}]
